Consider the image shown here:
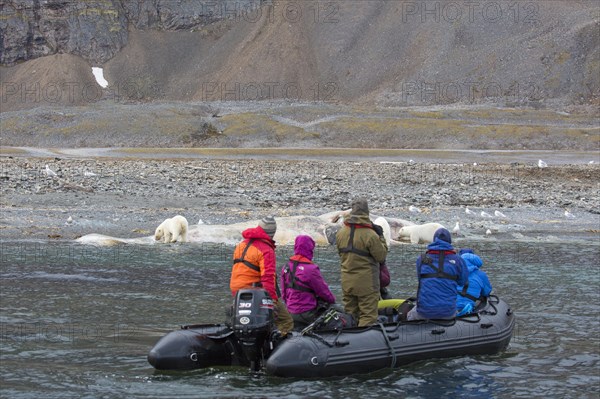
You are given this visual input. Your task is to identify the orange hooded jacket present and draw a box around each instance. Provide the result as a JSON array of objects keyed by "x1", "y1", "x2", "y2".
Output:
[{"x1": 230, "y1": 226, "x2": 278, "y2": 300}]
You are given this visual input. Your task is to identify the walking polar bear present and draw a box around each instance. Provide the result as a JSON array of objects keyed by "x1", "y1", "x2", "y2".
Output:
[
  {"x1": 397, "y1": 222, "x2": 445, "y2": 244},
  {"x1": 155, "y1": 215, "x2": 189, "y2": 243}
]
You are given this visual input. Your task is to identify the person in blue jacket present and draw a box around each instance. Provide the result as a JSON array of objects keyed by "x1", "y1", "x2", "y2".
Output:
[
  {"x1": 407, "y1": 228, "x2": 468, "y2": 321},
  {"x1": 456, "y1": 249, "x2": 492, "y2": 316}
]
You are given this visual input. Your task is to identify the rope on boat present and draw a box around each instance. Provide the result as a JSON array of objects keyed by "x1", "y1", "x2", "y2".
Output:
[
  {"x1": 457, "y1": 313, "x2": 481, "y2": 323},
  {"x1": 377, "y1": 322, "x2": 397, "y2": 369},
  {"x1": 481, "y1": 295, "x2": 499, "y2": 316},
  {"x1": 304, "y1": 329, "x2": 349, "y2": 348}
]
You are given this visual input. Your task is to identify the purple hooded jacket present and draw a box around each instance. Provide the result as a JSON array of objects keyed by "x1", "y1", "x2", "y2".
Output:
[{"x1": 280, "y1": 235, "x2": 336, "y2": 314}]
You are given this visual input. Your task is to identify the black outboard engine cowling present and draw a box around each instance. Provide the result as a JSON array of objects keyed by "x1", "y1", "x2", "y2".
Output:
[{"x1": 232, "y1": 287, "x2": 275, "y2": 370}]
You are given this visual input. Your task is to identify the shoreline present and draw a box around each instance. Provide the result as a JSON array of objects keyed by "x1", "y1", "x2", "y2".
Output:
[
  {"x1": 2, "y1": 146, "x2": 599, "y2": 165},
  {"x1": 1, "y1": 154, "x2": 598, "y2": 246}
]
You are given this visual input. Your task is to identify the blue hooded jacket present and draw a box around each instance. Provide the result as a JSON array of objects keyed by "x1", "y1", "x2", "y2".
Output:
[
  {"x1": 456, "y1": 253, "x2": 492, "y2": 313},
  {"x1": 415, "y1": 228, "x2": 468, "y2": 319}
]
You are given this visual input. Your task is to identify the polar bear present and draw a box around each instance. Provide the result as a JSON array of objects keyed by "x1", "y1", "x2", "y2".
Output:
[
  {"x1": 373, "y1": 216, "x2": 391, "y2": 247},
  {"x1": 154, "y1": 215, "x2": 188, "y2": 243},
  {"x1": 397, "y1": 222, "x2": 445, "y2": 244}
]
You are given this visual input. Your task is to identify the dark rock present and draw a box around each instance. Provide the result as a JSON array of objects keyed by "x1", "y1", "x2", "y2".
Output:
[
  {"x1": 0, "y1": 0, "x2": 258, "y2": 66},
  {"x1": 1, "y1": 0, "x2": 129, "y2": 65}
]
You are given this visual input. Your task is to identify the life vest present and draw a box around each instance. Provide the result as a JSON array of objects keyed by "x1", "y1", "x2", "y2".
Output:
[
  {"x1": 458, "y1": 280, "x2": 484, "y2": 302},
  {"x1": 418, "y1": 250, "x2": 459, "y2": 281},
  {"x1": 232, "y1": 239, "x2": 259, "y2": 272},
  {"x1": 283, "y1": 260, "x2": 315, "y2": 295},
  {"x1": 339, "y1": 224, "x2": 376, "y2": 260}
]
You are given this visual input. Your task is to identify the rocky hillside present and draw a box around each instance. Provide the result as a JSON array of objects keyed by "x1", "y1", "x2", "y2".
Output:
[
  {"x1": 0, "y1": 0, "x2": 598, "y2": 111},
  {"x1": 0, "y1": 0, "x2": 256, "y2": 65}
]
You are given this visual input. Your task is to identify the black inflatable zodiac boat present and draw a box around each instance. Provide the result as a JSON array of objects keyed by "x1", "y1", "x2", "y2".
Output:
[{"x1": 148, "y1": 288, "x2": 514, "y2": 377}]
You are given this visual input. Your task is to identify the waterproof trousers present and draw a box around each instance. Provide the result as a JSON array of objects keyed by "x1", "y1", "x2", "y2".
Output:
[
  {"x1": 343, "y1": 289, "x2": 380, "y2": 327},
  {"x1": 274, "y1": 300, "x2": 294, "y2": 335}
]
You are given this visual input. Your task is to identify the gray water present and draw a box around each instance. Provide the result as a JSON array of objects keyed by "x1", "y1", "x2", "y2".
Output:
[{"x1": 1, "y1": 240, "x2": 598, "y2": 398}]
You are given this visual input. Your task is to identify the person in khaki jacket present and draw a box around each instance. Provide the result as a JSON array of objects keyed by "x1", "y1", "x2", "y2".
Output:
[{"x1": 336, "y1": 198, "x2": 389, "y2": 326}]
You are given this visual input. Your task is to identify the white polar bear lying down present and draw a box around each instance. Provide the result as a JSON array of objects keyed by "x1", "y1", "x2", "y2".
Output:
[
  {"x1": 398, "y1": 222, "x2": 445, "y2": 244},
  {"x1": 154, "y1": 215, "x2": 189, "y2": 243}
]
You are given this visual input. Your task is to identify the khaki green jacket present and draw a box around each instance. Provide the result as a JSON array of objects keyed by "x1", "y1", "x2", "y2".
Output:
[{"x1": 336, "y1": 213, "x2": 389, "y2": 296}]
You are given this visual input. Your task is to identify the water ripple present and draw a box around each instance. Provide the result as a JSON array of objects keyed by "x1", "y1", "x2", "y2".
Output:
[{"x1": 0, "y1": 240, "x2": 598, "y2": 398}]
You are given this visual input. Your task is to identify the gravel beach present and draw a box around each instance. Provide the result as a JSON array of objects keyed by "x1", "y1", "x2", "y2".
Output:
[{"x1": 1, "y1": 153, "x2": 598, "y2": 244}]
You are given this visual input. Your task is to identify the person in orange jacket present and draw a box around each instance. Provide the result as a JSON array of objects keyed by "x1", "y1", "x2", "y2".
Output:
[{"x1": 230, "y1": 216, "x2": 294, "y2": 335}]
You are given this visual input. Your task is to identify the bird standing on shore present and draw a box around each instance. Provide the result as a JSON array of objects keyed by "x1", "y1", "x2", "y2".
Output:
[
  {"x1": 409, "y1": 205, "x2": 421, "y2": 213},
  {"x1": 494, "y1": 210, "x2": 507, "y2": 218},
  {"x1": 480, "y1": 211, "x2": 492, "y2": 218},
  {"x1": 538, "y1": 159, "x2": 548, "y2": 168},
  {"x1": 44, "y1": 165, "x2": 57, "y2": 178},
  {"x1": 465, "y1": 207, "x2": 476, "y2": 216},
  {"x1": 452, "y1": 222, "x2": 460, "y2": 236}
]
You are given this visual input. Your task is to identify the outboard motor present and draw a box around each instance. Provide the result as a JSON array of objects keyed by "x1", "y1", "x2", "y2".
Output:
[{"x1": 232, "y1": 287, "x2": 275, "y2": 371}]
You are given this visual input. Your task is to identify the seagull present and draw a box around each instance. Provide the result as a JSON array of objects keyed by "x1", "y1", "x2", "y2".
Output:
[
  {"x1": 480, "y1": 211, "x2": 493, "y2": 218},
  {"x1": 494, "y1": 210, "x2": 507, "y2": 218},
  {"x1": 452, "y1": 222, "x2": 460, "y2": 236},
  {"x1": 66, "y1": 216, "x2": 73, "y2": 225},
  {"x1": 84, "y1": 171, "x2": 97, "y2": 177},
  {"x1": 44, "y1": 165, "x2": 57, "y2": 178},
  {"x1": 408, "y1": 159, "x2": 415, "y2": 165},
  {"x1": 538, "y1": 159, "x2": 548, "y2": 168},
  {"x1": 409, "y1": 205, "x2": 421, "y2": 213},
  {"x1": 589, "y1": 160, "x2": 595, "y2": 164},
  {"x1": 485, "y1": 229, "x2": 492, "y2": 236},
  {"x1": 564, "y1": 210, "x2": 575, "y2": 219},
  {"x1": 465, "y1": 207, "x2": 476, "y2": 216},
  {"x1": 198, "y1": 219, "x2": 205, "y2": 225}
]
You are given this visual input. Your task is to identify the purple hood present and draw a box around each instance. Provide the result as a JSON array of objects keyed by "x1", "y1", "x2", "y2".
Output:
[{"x1": 294, "y1": 235, "x2": 315, "y2": 260}]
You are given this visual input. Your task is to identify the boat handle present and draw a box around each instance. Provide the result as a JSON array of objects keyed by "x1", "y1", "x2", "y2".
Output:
[
  {"x1": 480, "y1": 323, "x2": 494, "y2": 329},
  {"x1": 190, "y1": 353, "x2": 198, "y2": 362},
  {"x1": 431, "y1": 329, "x2": 445, "y2": 335}
]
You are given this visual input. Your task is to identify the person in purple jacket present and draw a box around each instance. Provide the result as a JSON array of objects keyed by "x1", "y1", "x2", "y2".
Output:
[{"x1": 280, "y1": 235, "x2": 337, "y2": 329}]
